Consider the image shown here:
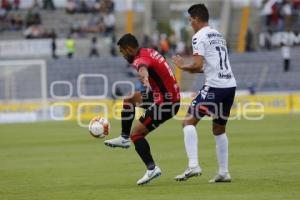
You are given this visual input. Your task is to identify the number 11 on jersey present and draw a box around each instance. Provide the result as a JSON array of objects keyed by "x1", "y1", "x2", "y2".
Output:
[{"x1": 215, "y1": 46, "x2": 229, "y2": 70}]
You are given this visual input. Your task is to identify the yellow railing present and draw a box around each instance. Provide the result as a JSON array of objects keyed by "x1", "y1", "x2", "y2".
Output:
[
  {"x1": 237, "y1": 6, "x2": 250, "y2": 53},
  {"x1": 1, "y1": 94, "x2": 300, "y2": 121}
]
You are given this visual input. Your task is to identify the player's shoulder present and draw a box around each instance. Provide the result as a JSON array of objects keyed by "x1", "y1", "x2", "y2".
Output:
[
  {"x1": 192, "y1": 29, "x2": 205, "y2": 41},
  {"x1": 139, "y1": 48, "x2": 154, "y2": 54},
  {"x1": 133, "y1": 48, "x2": 153, "y2": 66},
  {"x1": 192, "y1": 26, "x2": 213, "y2": 42}
]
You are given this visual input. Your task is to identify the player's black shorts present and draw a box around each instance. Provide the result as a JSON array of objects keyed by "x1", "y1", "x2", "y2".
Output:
[
  {"x1": 138, "y1": 90, "x2": 180, "y2": 132},
  {"x1": 139, "y1": 102, "x2": 180, "y2": 132},
  {"x1": 188, "y1": 85, "x2": 236, "y2": 125},
  {"x1": 139, "y1": 90, "x2": 154, "y2": 109}
]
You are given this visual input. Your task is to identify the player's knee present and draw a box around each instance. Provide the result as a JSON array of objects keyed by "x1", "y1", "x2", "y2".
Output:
[
  {"x1": 123, "y1": 98, "x2": 136, "y2": 111},
  {"x1": 212, "y1": 123, "x2": 226, "y2": 135},
  {"x1": 182, "y1": 120, "x2": 189, "y2": 128},
  {"x1": 123, "y1": 97, "x2": 133, "y2": 105},
  {"x1": 182, "y1": 116, "x2": 198, "y2": 128},
  {"x1": 130, "y1": 133, "x2": 144, "y2": 143},
  {"x1": 182, "y1": 120, "x2": 195, "y2": 128}
]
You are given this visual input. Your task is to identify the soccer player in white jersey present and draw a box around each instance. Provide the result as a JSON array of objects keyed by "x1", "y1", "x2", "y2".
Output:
[{"x1": 172, "y1": 4, "x2": 237, "y2": 183}]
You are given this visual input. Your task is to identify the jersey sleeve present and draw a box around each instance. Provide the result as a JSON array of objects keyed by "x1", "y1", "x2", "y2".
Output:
[
  {"x1": 192, "y1": 35, "x2": 205, "y2": 56},
  {"x1": 133, "y1": 57, "x2": 152, "y2": 70}
]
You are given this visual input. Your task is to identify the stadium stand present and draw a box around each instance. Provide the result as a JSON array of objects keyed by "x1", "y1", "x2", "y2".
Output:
[
  {"x1": 0, "y1": 0, "x2": 115, "y2": 39},
  {"x1": 46, "y1": 57, "x2": 137, "y2": 99}
]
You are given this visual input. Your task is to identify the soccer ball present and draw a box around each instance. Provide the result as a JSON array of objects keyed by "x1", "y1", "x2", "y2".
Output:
[{"x1": 88, "y1": 116, "x2": 110, "y2": 138}]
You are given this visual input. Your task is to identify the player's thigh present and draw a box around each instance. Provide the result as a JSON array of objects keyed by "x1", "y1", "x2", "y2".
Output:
[
  {"x1": 138, "y1": 103, "x2": 179, "y2": 134},
  {"x1": 159, "y1": 103, "x2": 180, "y2": 124},
  {"x1": 187, "y1": 86, "x2": 216, "y2": 122},
  {"x1": 138, "y1": 90, "x2": 154, "y2": 109},
  {"x1": 212, "y1": 87, "x2": 236, "y2": 131}
]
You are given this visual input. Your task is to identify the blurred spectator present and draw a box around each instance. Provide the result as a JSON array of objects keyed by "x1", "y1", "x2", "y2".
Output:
[
  {"x1": 294, "y1": 0, "x2": 300, "y2": 6},
  {"x1": 261, "y1": 0, "x2": 298, "y2": 32},
  {"x1": 65, "y1": 0, "x2": 115, "y2": 14},
  {"x1": 281, "y1": 0, "x2": 292, "y2": 31},
  {"x1": 66, "y1": 36, "x2": 75, "y2": 58},
  {"x1": 0, "y1": 0, "x2": 117, "y2": 40},
  {"x1": 0, "y1": 9, "x2": 6, "y2": 32},
  {"x1": 102, "y1": 10, "x2": 115, "y2": 36},
  {"x1": 78, "y1": 0, "x2": 88, "y2": 13},
  {"x1": 271, "y1": 1, "x2": 282, "y2": 30},
  {"x1": 72, "y1": 14, "x2": 105, "y2": 34},
  {"x1": 9, "y1": 13, "x2": 23, "y2": 31},
  {"x1": 281, "y1": 42, "x2": 291, "y2": 72},
  {"x1": 89, "y1": 36, "x2": 100, "y2": 57},
  {"x1": 26, "y1": 8, "x2": 41, "y2": 27},
  {"x1": 86, "y1": 0, "x2": 96, "y2": 12},
  {"x1": 247, "y1": 82, "x2": 256, "y2": 95},
  {"x1": 168, "y1": 33, "x2": 177, "y2": 56},
  {"x1": 261, "y1": 0, "x2": 275, "y2": 28},
  {"x1": 159, "y1": 33, "x2": 169, "y2": 56},
  {"x1": 31, "y1": 0, "x2": 40, "y2": 10},
  {"x1": 151, "y1": 31, "x2": 159, "y2": 50},
  {"x1": 67, "y1": 0, "x2": 116, "y2": 36},
  {"x1": 66, "y1": 0, "x2": 76, "y2": 14},
  {"x1": 94, "y1": 0, "x2": 101, "y2": 11},
  {"x1": 110, "y1": 34, "x2": 117, "y2": 56},
  {"x1": 294, "y1": 1, "x2": 300, "y2": 29},
  {"x1": 0, "y1": 6, "x2": 6, "y2": 17},
  {"x1": 102, "y1": 0, "x2": 114, "y2": 13},
  {"x1": 141, "y1": 35, "x2": 151, "y2": 48},
  {"x1": 1, "y1": 0, "x2": 12, "y2": 10},
  {"x1": 246, "y1": 28, "x2": 254, "y2": 52},
  {"x1": 13, "y1": 0, "x2": 20, "y2": 10},
  {"x1": 43, "y1": 0, "x2": 56, "y2": 10},
  {"x1": 51, "y1": 30, "x2": 58, "y2": 59},
  {"x1": 24, "y1": 25, "x2": 43, "y2": 38},
  {"x1": 175, "y1": 40, "x2": 185, "y2": 56}
]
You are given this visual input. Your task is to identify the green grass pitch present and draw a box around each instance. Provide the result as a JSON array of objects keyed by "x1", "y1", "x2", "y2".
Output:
[{"x1": 1, "y1": 115, "x2": 300, "y2": 200}]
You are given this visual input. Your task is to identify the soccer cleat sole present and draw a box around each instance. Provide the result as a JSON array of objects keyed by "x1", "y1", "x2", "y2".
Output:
[
  {"x1": 209, "y1": 179, "x2": 231, "y2": 183},
  {"x1": 137, "y1": 172, "x2": 161, "y2": 186},
  {"x1": 175, "y1": 172, "x2": 202, "y2": 181},
  {"x1": 104, "y1": 142, "x2": 130, "y2": 149}
]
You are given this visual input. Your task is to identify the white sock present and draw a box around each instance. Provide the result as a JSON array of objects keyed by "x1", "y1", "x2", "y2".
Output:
[
  {"x1": 183, "y1": 125, "x2": 199, "y2": 168},
  {"x1": 215, "y1": 133, "x2": 229, "y2": 175}
]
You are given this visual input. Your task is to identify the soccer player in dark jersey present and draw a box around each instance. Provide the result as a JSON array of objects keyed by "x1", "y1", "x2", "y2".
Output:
[{"x1": 104, "y1": 33, "x2": 180, "y2": 185}]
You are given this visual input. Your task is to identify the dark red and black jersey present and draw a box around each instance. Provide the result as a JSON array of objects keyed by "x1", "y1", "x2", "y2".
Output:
[{"x1": 132, "y1": 48, "x2": 180, "y2": 104}]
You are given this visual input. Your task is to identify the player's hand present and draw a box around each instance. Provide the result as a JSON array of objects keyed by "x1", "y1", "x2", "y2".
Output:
[
  {"x1": 142, "y1": 78, "x2": 151, "y2": 88},
  {"x1": 138, "y1": 75, "x2": 150, "y2": 88},
  {"x1": 172, "y1": 55, "x2": 184, "y2": 69}
]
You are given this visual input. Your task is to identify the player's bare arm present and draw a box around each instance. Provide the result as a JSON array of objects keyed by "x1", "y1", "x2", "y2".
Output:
[
  {"x1": 172, "y1": 54, "x2": 204, "y2": 73},
  {"x1": 138, "y1": 64, "x2": 150, "y2": 87}
]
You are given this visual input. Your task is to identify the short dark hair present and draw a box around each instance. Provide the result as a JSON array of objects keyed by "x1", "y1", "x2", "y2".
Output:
[
  {"x1": 117, "y1": 33, "x2": 139, "y2": 49},
  {"x1": 188, "y1": 4, "x2": 209, "y2": 22}
]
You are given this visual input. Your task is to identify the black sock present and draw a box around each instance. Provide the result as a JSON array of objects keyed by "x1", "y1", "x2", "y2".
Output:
[
  {"x1": 133, "y1": 138, "x2": 155, "y2": 170},
  {"x1": 121, "y1": 104, "x2": 135, "y2": 139}
]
